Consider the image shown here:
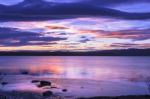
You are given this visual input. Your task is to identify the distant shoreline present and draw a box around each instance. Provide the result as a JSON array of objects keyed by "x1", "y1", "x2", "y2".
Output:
[
  {"x1": 0, "y1": 93, "x2": 150, "y2": 99},
  {"x1": 79, "y1": 95, "x2": 150, "y2": 99},
  {"x1": 0, "y1": 49, "x2": 150, "y2": 56}
]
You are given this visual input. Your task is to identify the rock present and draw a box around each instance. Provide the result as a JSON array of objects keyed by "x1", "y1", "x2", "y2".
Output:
[
  {"x1": 1, "y1": 82, "x2": 8, "y2": 86},
  {"x1": 51, "y1": 86, "x2": 58, "y2": 89},
  {"x1": 31, "y1": 80, "x2": 40, "y2": 83},
  {"x1": 38, "y1": 81, "x2": 51, "y2": 87},
  {"x1": 21, "y1": 70, "x2": 29, "y2": 75},
  {"x1": 62, "y1": 89, "x2": 67, "y2": 92},
  {"x1": 42, "y1": 91, "x2": 53, "y2": 97},
  {"x1": 81, "y1": 87, "x2": 84, "y2": 89},
  {"x1": 113, "y1": 97, "x2": 118, "y2": 99}
]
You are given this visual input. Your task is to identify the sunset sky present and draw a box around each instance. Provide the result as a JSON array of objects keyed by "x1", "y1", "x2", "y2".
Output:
[{"x1": 0, "y1": 0, "x2": 150, "y2": 51}]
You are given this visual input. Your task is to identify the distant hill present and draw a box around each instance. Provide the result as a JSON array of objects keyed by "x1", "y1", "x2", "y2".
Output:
[{"x1": 0, "y1": 49, "x2": 150, "y2": 56}]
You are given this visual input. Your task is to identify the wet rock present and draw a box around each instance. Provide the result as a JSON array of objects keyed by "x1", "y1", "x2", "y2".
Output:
[
  {"x1": 31, "y1": 80, "x2": 40, "y2": 83},
  {"x1": 51, "y1": 86, "x2": 58, "y2": 89},
  {"x1": 62, "y1": 89, "x2": 67, "y2": 92},
  {"x1": 38, "y1": 81, "x2": 51, "y2": 87},
  {"x1": 81, "y1": 86, "x2": 84, "y2": 89},
  {"x1": 42, "y1": 91, "x2": 53, "y2": 97},
  {"x1": 1, "y1": 82, "x2": 8, "y2": 86},
  {"x1": 21, "y1": 70, "x2": 29, "y2": 75},
  {"x1": 113, "y1": 97, "x2": 118, "y2": 99}
]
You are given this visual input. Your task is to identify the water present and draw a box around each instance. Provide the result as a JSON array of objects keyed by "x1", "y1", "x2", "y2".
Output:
[
  {"x1": 0, "y1": 56, "x2": 150, "y2": 96},
  {"x1": 0, "y1": 56, "x2": 150, "y2": 81}
]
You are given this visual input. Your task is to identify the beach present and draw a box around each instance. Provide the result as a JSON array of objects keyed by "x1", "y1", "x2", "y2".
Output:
[
  {"x1": 0, "y1": 75, "x2": 149, "y2": 99},
  {"x1": 0, "y1": 56, "x2": 150, "y2": 99},
  {"x1": 0, "y1": 0, "x2": 150, "y2": 98}
]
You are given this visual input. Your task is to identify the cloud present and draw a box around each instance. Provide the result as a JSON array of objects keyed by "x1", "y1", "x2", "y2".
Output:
[
  {"x1": 102, "y1": 29, "x2": 150, "y2": 41},
  {"x1": 78, "y1": 29, "x2": 150, "y2": 41},
  {"x1": 45, "y1": 25, "x2": 68, "y2": 29},
  {"x1": 0, "y1": 27, "x2": 67, "y2": 46},
  {"x1": 1, "y1": 0, "x2": 149, "y2": 6},
  {"x1": 0, "y1": 0, "x2": 23, "y2": 5},
  {"x1": 0, "y1": 0, "x2": 150, "y2": 21},
  {"x1": 109, "y1": 43, "x2": 150, "y2": 48},
  {"x1": 79, "y1": 36, "x2": 91, "y2": 43},
  {"x1": 0, "y1": 41, "x2": 57, "y2": 47},
  {"x1": 86, "y1": 0, "x2": 150, "y2": 6},
  {"x1": 0, "y1": 27, "x2": 40, "y2": 39}
]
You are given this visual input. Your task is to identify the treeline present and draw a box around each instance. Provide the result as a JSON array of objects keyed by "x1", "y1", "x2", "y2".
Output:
[{"x1": 0, "y1": 49, "x2": 150, "y2": 56}]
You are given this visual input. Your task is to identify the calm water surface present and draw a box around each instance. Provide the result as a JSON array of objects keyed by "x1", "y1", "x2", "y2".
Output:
[{"x1": 0, "y1": 56, "x2": 150, "y2": 81}]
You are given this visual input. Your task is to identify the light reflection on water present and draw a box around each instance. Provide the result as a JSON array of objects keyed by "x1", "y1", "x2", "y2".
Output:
[{"x1": 0, "y1": 56, "x2": 150, "y2": 81}]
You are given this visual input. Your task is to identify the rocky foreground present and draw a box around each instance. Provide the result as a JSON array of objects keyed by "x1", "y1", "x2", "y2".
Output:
[
  {"x1": 0, "y1": 75, "x2": 149, "y2": 99},
  {"x1": 0, "y1": 91, "x2": 150, "y2": 99}
]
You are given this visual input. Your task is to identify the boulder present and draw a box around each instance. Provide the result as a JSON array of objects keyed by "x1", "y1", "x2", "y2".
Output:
[
  {"x1": 31, "y1": 80, "x2": 40, "y2": 83},
  {"x1": 62, "y1": 89, "x2": 67, "y2": 92},
  {"x1": 1, "y1": 82, "x2": 8, "y2": 86},
  {"x1": 38, "y1": 81, "x2": 51, "y2": 87},
  {"x1": 42, "y1": 91, "x2": 53, "y2": 97},
  {"x1": 21, "y1": 70, "x2": 29, "y2": 75}
]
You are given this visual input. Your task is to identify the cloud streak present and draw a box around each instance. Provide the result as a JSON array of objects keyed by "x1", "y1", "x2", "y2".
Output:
[
  {"x1": 78, "y1": 29, "x2": 150, "y2": 41},
  {"x1": 0, "y1": 27, "x2": 67, "y2": 46},
  {"x1": 86, "y1": 0, "x2": 150, "y2": 6},
  {"x1": 108, "y1": 43, "x2": 150, "y2": 49},
  {"x1": 0, "y1": 0, "x2": 149, "y2": 51}
]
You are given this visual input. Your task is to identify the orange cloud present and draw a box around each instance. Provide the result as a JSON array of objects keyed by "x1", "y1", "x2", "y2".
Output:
[
  {"x1": 45, "y1": 25, "x2": 69, "y2": 30},
  {"x1": 76, "y1": 29, "x2": 150, "y2": 40}
]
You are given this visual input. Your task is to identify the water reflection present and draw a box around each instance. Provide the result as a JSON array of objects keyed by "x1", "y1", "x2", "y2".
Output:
[{"x1": 0, "y1": 56, "x2": 150, "y2": 81}]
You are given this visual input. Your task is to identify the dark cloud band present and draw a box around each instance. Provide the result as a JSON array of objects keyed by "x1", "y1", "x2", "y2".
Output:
[
  {"x1": 0, "y1": 0, "x2": 150, "y2": 21},
  {"x1": 0, "y1": 27, "x2": 67, "y2": 46}
]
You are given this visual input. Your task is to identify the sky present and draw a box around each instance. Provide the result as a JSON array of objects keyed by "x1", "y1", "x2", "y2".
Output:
[{"x1": 0, "y1": 0, "x2": 150, "y2": 51}]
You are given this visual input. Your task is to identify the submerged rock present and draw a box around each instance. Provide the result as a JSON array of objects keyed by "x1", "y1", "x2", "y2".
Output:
[
  {"x1": 81, "y1": 87, "x2": 83, "y2": 89},
  {"x1": 38, "y1": 81, "x2": 51, "y2": 87},
  {"x1": 42, "y1": 91, "x2": 53, "y2": 97},
  {"x1": 31, "y1": 80, "x2": 40, "y2": 83},
  {"x1": 62, "y1": 89, "x2": 67, "y2": 92},
  {"x1": 1, "y1": 82, "x2": 8, "y2": 86},
  {"x1": 51, "y1": 86, "x2": 58, "y2": 89},
  {"x1": 21, "y1": 70, "x2": 29, "y2": 75}
]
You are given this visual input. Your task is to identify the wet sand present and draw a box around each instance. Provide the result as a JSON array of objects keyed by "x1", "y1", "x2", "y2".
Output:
[
  {"x1": 0, "y1": 91, "x2": 150, "y2": 99},
  {"x1": 0, "y1": 75, "x2": 149, "y2": 99}
]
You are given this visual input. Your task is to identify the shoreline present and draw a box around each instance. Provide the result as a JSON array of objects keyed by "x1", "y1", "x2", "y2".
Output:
[
  {"x1": 0, "y1": 75, "x2": 149, "y2": 99},
  {"x1": 0, "y1": 91, "x2": 149, "y2": 99},
  {"x1": 0, "y1": 49, "x2": 150, "y2": 56},
  {"x1": 79, "y1": 95, "x2": 150, "y2": 99}
]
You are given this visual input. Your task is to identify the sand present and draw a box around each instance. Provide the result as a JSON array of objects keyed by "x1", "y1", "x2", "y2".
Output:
[{"x1": 0, "y1": 75, "x2": 149, "y2": 99}]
